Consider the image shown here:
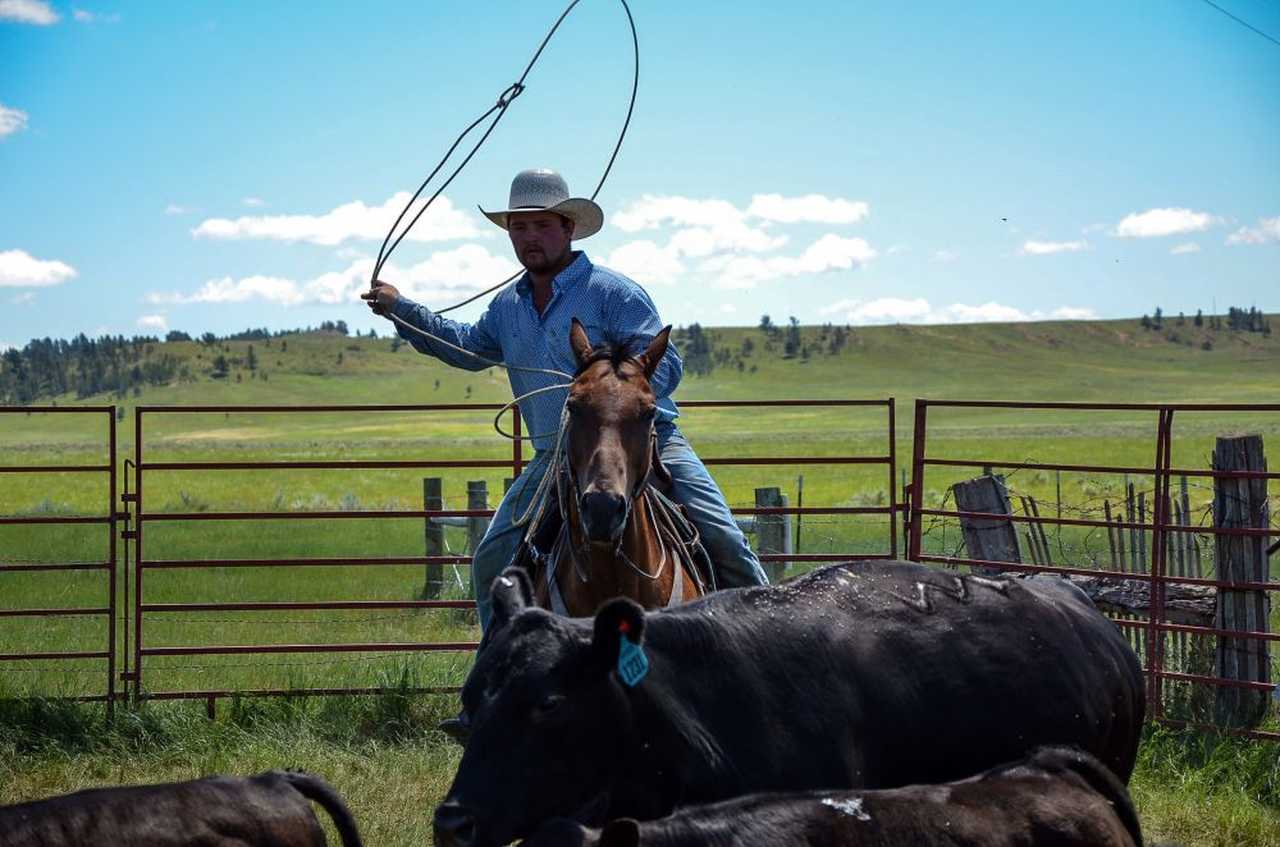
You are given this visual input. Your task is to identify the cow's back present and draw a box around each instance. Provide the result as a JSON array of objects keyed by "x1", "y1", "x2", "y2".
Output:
[
  {"x1": 0, "y1": 773, "x2": 329, "y2": 847},
  {"x1": 646, "y1": 560, "x2": 1145, "y2": 790}
]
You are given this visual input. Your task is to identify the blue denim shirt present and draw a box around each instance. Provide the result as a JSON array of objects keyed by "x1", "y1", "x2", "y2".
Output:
[{"x1": 391, "y1": 251, "x2": 683, "y2": 449}]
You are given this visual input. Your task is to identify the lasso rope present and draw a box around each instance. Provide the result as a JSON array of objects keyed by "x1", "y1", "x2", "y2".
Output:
[{"x1": 371, "y1": 0, "x2": 638, "y2": 333}]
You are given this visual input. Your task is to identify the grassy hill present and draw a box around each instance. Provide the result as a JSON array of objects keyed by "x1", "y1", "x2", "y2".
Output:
[{"x1": 7, "y1": 313, "x2": 1280, "y2": 414}]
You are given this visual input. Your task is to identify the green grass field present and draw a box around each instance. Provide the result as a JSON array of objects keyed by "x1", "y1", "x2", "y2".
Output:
[{"x1": 2, "y1": 316, "x2": 1278, "y2": 844}]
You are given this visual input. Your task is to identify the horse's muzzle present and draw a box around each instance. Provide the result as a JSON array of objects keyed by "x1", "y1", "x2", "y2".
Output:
[
  {"x1": 433, "y1": 801, "x2": 479, "y2": 847},
  {"x1": 579, "y1": 491, "x2": 628, "y2": 543}
]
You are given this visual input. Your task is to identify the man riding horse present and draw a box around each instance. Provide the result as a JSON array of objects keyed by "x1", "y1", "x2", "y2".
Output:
[{"x1": 363, "y1": 169, "x2": 768, "y2": 631}]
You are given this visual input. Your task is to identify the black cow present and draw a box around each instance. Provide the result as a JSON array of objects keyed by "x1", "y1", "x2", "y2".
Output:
[
  {"x1": 0, "y1": 770, "x2": 362, "y2": 847},
  {"x1": 521, "y1": 746, "x2": 1143, "y2": 846},
  {"x1": 434, "y1": 560, "x2": 1145, "y2": 847}
]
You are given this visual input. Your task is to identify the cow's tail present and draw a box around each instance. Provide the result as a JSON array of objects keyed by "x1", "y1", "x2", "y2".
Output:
[
  {"x1": 1031, "y1": 747, "x2": 1143, "y2": 847},
  {"x1": 283, "y1": 771, "x2": 364, "y2": 847}
]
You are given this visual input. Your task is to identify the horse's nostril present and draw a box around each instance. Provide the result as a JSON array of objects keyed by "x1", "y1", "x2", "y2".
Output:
[
  {"x1": 433, "y1": 802, "x2": 478, "y2": 847},
  {"x1": 581, "y1": 491, "x2": 627, "y2": 540}
]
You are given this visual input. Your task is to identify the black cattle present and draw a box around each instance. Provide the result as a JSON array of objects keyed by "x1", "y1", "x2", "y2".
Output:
[
  {"x1": 433, "y1": 560, "x2": 1145, "y2": 847},
  {"x1": 0, "y1": 770, "x2": 362, "y2": 847},
  {"x1": 522, "y1": 746, "x2": 1143, "y2": 846}
]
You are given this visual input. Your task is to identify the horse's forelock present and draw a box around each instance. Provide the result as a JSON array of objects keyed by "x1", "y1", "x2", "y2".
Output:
[{"x1": 573, "y1": 338, "x2": 645, "y2": 379}]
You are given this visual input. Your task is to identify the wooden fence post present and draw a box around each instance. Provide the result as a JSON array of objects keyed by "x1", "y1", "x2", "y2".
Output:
[
  {"x1": 952, "y1": 474, "x2": 1020, "y2": 575},
  {"x1": 467, "y1": 481, "x2": 489, "y2": 562},
  {"x1": 755, "y1": 486, "x2": 792, "y2": 583},
  {"x1": 1212, "y1": 434, "x2": 1272, "y2": 728},
  {"x1": 422, "y1": 477, "x2": 444, "y2": 599}
]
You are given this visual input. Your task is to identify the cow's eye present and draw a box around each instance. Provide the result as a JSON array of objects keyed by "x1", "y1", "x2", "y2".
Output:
[{"x1": 535, "y1": 694, "x2": 564, "y2": 716}]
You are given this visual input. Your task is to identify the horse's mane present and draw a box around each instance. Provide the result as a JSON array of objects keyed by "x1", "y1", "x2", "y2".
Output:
[{"x1": 573, "y1": 336, "x2": 646, "y2": 378}]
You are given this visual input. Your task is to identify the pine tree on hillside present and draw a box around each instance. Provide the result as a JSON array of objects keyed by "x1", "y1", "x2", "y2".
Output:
[{"x1": 784, "y1": 317, "x2": 802, "y2": 357}]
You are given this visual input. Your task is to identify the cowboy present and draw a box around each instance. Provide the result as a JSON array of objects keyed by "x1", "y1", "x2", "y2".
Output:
[{"x1": 363, "y1": 169, "x2": 768, "y2": 631}]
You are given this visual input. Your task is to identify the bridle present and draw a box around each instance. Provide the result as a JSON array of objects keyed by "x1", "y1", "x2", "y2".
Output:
[{"x1": 560, "y1": 417, "x2": 668, "y2": 584}]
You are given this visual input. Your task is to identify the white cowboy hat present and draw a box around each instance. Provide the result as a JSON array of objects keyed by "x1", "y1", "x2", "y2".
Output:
[{"x1": 480, "y1": 169, "x2": 604, "y2": 240}]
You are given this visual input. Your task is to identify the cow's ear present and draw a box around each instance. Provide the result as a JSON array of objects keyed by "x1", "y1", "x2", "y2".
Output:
[
  {"x1": 637, "y1": 326, "x2": 671, "y2": 380},
  {"x1": 591, "y1": 597, "x2": 646, "y2": 671},
  {"x1": 599, "y1": 819, "x2": 641, "y2": 847},
  {"x1": 570, "y1": 318, "x2": 594, "y2": 368},
  {"x1": 490, "y1": 567, "x2": 533, "y2": 631}
]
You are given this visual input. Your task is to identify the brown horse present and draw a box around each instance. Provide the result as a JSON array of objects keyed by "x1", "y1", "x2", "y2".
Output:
[{"x1": 522, "y1": 318, "x2": 706, "y2": 615}]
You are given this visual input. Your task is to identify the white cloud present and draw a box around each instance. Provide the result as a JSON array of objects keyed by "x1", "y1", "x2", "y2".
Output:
[
  {"x1": 0, "y1": 341, "x2": 14, "y2": 352},
  {"x1": 719, "y1": 303, "x2": 737, "y2": 314},
  {"x1": 614, "y1": 196, "x2": 755, "y2": 232},
  {"x1": 0, "y1": 0, "x2": 58, "y2": 24},
  {"x1": 612, "y1": 196, "x2": 786, "y2": 257},
  {"x1": 606, "y1": 193, "x2": 877, "y2": 291},
  {"x1": 746, "y1": 194, "x2": 869, "y2": 224},
  {"x1": 137, "y1": 314, "x2": 168, "y2": 332},
  {"x1": 153, "y1": 275, "x2": 305, "y2": 306},
  {"x1": 710, "y1": 235, "x2": 877, "y2": 290},
  {"x1": 944, "y1": 302, "x2": 1033, "y2": 323},
  {"x1": 164, "y1": 204, "x2": 193, "y2": 215},
  {"x1": 0, "y1": 103, "x2": 29, "y2": 138},
  {"x1": 820, "y1": 297, "x2": 932, "y2": 324},
  {"x1": 242, "y1": 196, "x2": 266, "y2": 207},
  {"x1": 145, "y1": 245, "x2": 519, "y2": 308},
  {"x1": 1225, "y1": 216, "x2": 1280, "y2": 246},
  {"x1": 1020, "y1": 239, "x2": 1088, "y2": 255},
  {"x1": 932, "y1": 249, "x2": 958, "y2": 263},
  {"x1": 1050, "y1": 306, "x2": 1098, "y2": 320},
  {"x1": 72, "y1": 8, "x2": 118, "y2": 23},
  {"x1": 0, "y1": 249, "x2": 77, "y2": 287},
  {"x1": 1170, "y1": 242, "x2": 1201, "y2": 255},
  {"x1": 1114, "y1": 207, "x2": 1220, "y2": 238},
  {"x1": 11, "y1": 292, "x2": 36, "y2": 305},
  {"x1": 820, "y1": 297, "x2": 1097, "y2": 326},
  {"x1": 604, "y1": 240, "x2": 686, "y2": 286},
  {"x1": 192, "y1": 193, "x2": 483, "y2": 246}
]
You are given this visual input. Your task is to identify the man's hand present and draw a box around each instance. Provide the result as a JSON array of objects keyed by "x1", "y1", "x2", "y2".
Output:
[{"x1": 362, "y1": 280, "x2": 401, "y2": 317}]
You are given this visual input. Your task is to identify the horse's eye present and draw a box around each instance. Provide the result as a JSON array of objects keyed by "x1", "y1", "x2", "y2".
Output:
[
  {"x1": 535, "y1": 694, "x2": 564, "y2": 716},
  {"x1": 644, "y1": 406, "x2": 657, "y2": 419}
]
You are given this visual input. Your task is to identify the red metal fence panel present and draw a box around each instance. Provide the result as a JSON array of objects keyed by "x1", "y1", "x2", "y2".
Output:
[
  {"x1": 907, "y1": 400, "x2": 1279, "y2": 742},
  {"x1": 127, "y1": 400, "x2": 895, "y2": 703},
  {"x1": 0, "y1": 406, "x2": 117, "y2": 713}
]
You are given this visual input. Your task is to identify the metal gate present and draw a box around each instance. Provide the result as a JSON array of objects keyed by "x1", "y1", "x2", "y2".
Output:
[{"x1": 0, "y1": 405, "x2": 118, "y2": 713}]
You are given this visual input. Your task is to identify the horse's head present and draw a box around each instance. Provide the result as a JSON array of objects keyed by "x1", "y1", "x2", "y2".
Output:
[{"x1": 566, "y1": 318, "x2": 672, "y2": 545}]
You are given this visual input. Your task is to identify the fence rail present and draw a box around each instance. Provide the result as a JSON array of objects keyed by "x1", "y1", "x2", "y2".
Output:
[
  {"x1": 907, "y1": 399, "x2": 1277, "y2": 741},
  {"x1": 3, "y1": 398, "x2": 1276, "y2": 742},
  {"x1": 0, "y1": 406, "x2": 117, "y2": 713},
  {"x1": 118, "y1": 399, "x2": 894, "y2": 703}
]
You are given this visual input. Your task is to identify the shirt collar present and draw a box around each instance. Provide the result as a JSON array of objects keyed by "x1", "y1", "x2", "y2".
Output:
[{"x1": 515, "y1": 250, "x2": 592, "y2": 298}]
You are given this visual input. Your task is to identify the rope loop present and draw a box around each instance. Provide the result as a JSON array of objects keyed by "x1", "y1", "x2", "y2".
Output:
[{"x1": 497, "y1": 82, "x2": 526, "y2": 109}]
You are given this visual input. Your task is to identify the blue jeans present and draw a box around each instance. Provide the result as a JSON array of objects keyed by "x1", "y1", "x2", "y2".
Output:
[{"x1": 470, "y1": 422, "x2": 769, "y2": 630}]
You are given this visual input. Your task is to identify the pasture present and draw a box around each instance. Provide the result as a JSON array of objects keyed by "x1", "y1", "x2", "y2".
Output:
[{"x1": 1, "y1": 316, "x2": 1278, "y2": 844}]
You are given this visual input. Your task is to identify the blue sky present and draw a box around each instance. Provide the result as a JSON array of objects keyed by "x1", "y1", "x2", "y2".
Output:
[{"x1": 1, "y1": 0, "x2": 1277, "y2": 350}]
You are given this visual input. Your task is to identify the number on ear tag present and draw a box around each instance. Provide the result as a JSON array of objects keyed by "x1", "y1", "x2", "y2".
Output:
[{"x1": 617, "y1": 636, "x2": 649, "y2": 687}]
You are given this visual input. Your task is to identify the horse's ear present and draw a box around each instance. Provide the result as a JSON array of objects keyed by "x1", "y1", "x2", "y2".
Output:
[
  {"x1": 569, "y1": 317, "x2": 594, "y2": 367},
  {"x1": 591, "y1": 597, "x2": 646, "y2": 673},
  {"x1": 637, "y1": 326, "x2": 671, "y2": 380},
  {"x1": 490, "y1": 567, "x2": 533, "y2": 631},
  {"x1": 599, "y1": 819, "x2": 641, "y2": 847}
]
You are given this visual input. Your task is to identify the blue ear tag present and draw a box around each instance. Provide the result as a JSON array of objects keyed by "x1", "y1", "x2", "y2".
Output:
[{"x1": 617, "y1": 636, "x2": 649, "y2": 687}]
